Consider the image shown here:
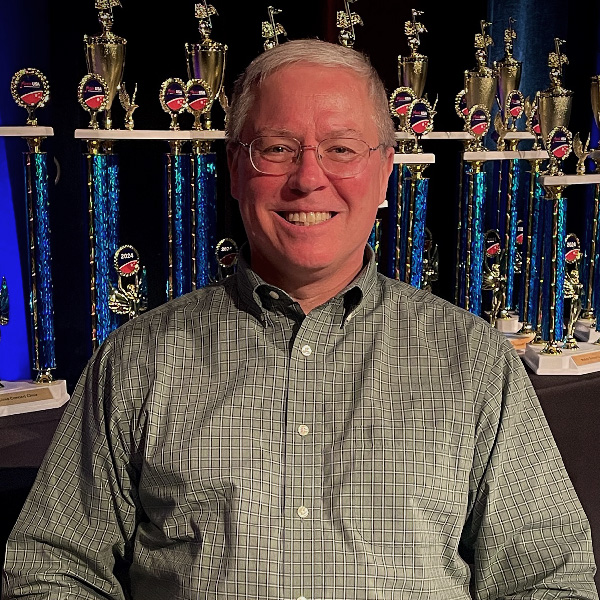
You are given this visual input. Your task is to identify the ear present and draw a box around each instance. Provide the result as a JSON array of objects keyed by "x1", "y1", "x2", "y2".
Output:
[
  {"x1": 379, "y1": 146, "x2": 395, "y2": 200},
  {"x1": 227, "y1": 142, "x2": 240, "y2": 200}
]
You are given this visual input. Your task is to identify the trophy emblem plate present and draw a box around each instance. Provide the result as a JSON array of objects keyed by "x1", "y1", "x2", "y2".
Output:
[
  {"x1": 11, "y1": 68, "x2": 50, "y2": 125},
  {"x1": 389, "y1": 87, "x2": 415, "y2": 120},
  {"x1": 78, "y1": 73, "x2": 109, "y2": 129},
  {"x1": 408, "y1": 99, "x2": 434, "y2": 136}
]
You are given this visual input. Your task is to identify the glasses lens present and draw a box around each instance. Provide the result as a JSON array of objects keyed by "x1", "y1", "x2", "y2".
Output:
[
  {"x1": 250, "y1": 137, "x2": 300, "y2": 175},
  {"x1": 318, "y1": 138, "x2": 371, "y2": 177}
]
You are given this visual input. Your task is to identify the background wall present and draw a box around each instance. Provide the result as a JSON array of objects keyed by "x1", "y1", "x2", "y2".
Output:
[{"x1": 1, "y1": 0, "x2": 599, "y2": 391}]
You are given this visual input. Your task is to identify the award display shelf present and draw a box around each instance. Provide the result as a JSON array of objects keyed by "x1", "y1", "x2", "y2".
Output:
[
  {"x1": 522, "y1": 173, "x2": 600, "y2": 375},
  {"x1": 74, "y1": 129, "x2": 227, "y2": 141},
  {"x1": 0, "y1": 126, "x2": 66, "y2": 392}
]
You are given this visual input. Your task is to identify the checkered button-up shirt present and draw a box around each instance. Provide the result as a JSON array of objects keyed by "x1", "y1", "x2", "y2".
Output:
[{"x1": 4, "y1": 250, "x2": 597, "y2": 600}]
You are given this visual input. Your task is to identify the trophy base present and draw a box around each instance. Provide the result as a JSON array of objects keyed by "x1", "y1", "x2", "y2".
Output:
[
  {"x1": 494, "y1": 312, "x2": 522, "y2": 334},
  {"x1": 522, "y1": 342, "x2": 600, "y2": 375},
  {"x1": 0, "y1": 379, "x2": 69, "y2": 417},
  {"x1": 504, "y1": 332, "x2": 536, "y2": 354},
  {"x1": 574, "y1": 318, "x2": 600, "y2": 343}
]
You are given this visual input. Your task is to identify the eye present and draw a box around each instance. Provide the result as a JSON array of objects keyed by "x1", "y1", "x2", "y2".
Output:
[{"x1": 261, "y1": 144, "x2": 295, "y2": 156}]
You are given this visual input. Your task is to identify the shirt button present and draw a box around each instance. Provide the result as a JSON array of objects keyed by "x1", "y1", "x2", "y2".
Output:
[
  {"x1": 300, "y1": 344, "x2": 312, "y2": 357},
  {"x1": 268, "y1": 290, "x2": 279, "y2": 299},
  {"x1": 297, "y1": 505, "x2": 309, "y2": 519},
  {"x1": 298, "y1": 424, "x2": 310, "y2": 436}
]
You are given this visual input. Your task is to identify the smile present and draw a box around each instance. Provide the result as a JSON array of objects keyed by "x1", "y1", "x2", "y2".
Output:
[{"x1": 279, "y1": 211, "x2": 334, "y2": 226}]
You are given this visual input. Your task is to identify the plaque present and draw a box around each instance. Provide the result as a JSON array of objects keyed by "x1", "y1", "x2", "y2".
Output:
[
  {"x1": 10, "y1": 68, "x2": 50, "y2": 126},
  {"x1": 78, "y1": 73, "x2": 109, "y2": 129}
]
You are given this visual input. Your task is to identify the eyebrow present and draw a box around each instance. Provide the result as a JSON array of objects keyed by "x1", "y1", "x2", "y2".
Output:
[{"x1": 253, "y1": 128, "x2": 365, "y2": 138}]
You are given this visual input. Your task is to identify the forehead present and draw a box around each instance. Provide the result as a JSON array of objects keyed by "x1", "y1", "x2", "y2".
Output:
[{"x1": 243, "y1": 63, "x2": 377, "y2": 138}]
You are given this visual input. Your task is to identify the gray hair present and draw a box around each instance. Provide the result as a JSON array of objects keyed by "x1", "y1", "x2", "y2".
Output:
[{"x1": 226, "y1": 39, "x2": 396, "y2": 148}]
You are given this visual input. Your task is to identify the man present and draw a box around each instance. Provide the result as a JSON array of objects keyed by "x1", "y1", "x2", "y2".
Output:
[{"x1": 3, "y1": 39, "x2": 597, "y2": 600}]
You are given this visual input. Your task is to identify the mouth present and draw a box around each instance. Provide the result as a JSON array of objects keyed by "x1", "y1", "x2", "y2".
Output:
[{"x1": 277, "y1": 211, "x2": 335, "y2": 226}]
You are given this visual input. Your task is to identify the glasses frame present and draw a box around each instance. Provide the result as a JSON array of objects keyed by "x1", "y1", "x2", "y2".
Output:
[{"x1": 237, "y1": 136, "x2": 384, "y2": 179}]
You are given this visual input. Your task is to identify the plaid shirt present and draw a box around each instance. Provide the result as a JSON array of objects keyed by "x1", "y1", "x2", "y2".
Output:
[{"x1": 4, "y1": 250, "x2": 597, "y2": 600}]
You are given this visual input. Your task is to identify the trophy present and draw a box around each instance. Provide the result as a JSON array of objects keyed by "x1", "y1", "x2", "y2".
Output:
[
  {"x1": 0, "y1": 277, "x2": 8, "y2": 388},
  {"x1": 83, "y1": 0, "x2": 126, "y2": 130},
  {"x1": 336, "y1": 0, "x2": 363, "y2": 48},
  {"x1": 465, "y1": 21, "x2": 497, "y2": 113},
  {"x1": 262, "y1": 6, "x2": 286, "y2": 51},
  {"x1": 399, "y1": 10, "x2": 428, "y2": 99},
  {"x1": 108, "y1": 245, "x2": 148, "y2": 319},
  {"x1": 538, "y1": 39, "x2": 573, "y2": 174},
  {"x1": 160, "y1": 78, "x2": 187, "y2": 130},
  {"x1": 78, "y1": 73, "x2": 110, "y2": 129},
  {"x1": 185, "y1": 1, "x2": 228, "y2": 130},
  {"x1": 118, "y1": 83, "x2": 138, "y2": 130},
  {"x1": 422, "y1": 228, "x2": 439, "y2": 293},
  {"x1": 215, "y1": 238, "x2": 239, "y2": 281},
  {"x1": 562, "y1": 233, "x2": 582, "y2": 349},
  {"x1": 482, "y1": 230, "x2": 506, "y2": 328},
  {"x1": 10, "y1": 69, "x2": 50, "y2": 127},
  {"x1": 494, "y1": 18, "x2": 522, "y2": 134}
]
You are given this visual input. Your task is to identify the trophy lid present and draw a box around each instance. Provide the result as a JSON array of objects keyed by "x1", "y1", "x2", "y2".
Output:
[
  {"x1": 89, "y1": 0, "x2": 124, "y2": 41},
  {"x1": 470, "y1": 20, "x2": 494, "y2": 76},
  {"x1": 545, "y1": 38, "x2": 570, "y2": 93},
  {"x1": 404, "y1": 9, "x2": 427, "y2": 58}
]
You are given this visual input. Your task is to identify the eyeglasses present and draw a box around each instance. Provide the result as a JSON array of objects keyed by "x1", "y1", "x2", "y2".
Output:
[{"x1": 238, "y1": 136, "x2": 384, "y2": 178}]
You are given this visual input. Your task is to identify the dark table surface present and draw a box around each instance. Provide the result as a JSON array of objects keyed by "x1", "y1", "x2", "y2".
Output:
[{"x1": 1, "y1": 372, "x2": 598, "y2": 593}]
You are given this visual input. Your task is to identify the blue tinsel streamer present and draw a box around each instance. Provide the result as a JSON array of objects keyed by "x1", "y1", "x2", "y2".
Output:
[
  {"x1": 165, "y1": 155, "x2": 191, "y2": 298},
  {"x1": 409, "y1": 178, "x2": 428, "y2": 288},
  {"x1": 554, "y1": 197, "x2": 567, "y2": 342},
  {"x1": 458, "y1": 163, "x2": 471, "y2": 308},
  {"x1": 385, "y1": 164, "x2": 399, "y2": 279},
  {"x1": 524, "y1": 173, "x2": 544, "y2": 328},
  {"x1": 93, "y1": 154, "x2": 120, "y2": 345},
  {"x1": 540, "y1": 195, "x2": 553, "y2": 341},
  {"x1": 194, "y1": 154, "x2": 218, "y2": 288},
  {"x1": 28, "y1": 153, "x2": 56, "y2": 370},
  {"x1": 468, "y1": 171, "x2": 486, "y2": 316},
  {"x1": 399, "y1": 167, "x2": 412, "y2": 281},
  {"x1": 580, "y1": 188, "x2": 596, "y2": 308},
  {"x1": 505, "y1": 159, "x2": 520, "y2": 311},
  {"x1": 368, "y1": 225, "x2": 376, "y2": 253},
  {"x1": 594, "y1": 190, "x2": 600, "y2": 332}
]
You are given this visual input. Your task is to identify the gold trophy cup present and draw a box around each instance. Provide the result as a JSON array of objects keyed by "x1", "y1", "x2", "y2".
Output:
[
  {"x1": 465, "y1": 20, "x2": 497, "y2": 112},
  {"x1": 538, "y1": 38, "x2": 573, "y2": 165},
  {"x1": 398, "y1": 9, "x2": 428, "y2": 99},
  {"x1": 84, "y1": 0, "x2": 126, "y2": 130},
  {"x1": 185, "y1": 1, "x2": 228, "y2": 130}
]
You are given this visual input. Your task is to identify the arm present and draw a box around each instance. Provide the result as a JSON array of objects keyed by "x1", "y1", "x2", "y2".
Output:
[
  {"x1": 461, "y1": 339, "x2": 598, "y2": 600},
  {"x1": 3, "y1": 338, "x2": 140, "y2": 599}
]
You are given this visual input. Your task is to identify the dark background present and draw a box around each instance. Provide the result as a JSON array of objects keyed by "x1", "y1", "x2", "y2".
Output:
[{"x1": 1, "y1": 0, "x2": 599, "y2": 390}]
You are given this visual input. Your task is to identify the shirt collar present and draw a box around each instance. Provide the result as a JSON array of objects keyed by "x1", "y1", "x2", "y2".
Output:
[{"x1": 235, "y1": 244, "x2": 379, "y2": 326}]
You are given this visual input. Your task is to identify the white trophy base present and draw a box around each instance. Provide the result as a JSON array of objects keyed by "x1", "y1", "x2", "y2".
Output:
[
  {"x1": 0, "y1": 379, "x2": 69, "y2": 417},
  {"x1": 522, "y1": 342, "x2": 600, "y2": 375},
  {"x1": 495, "y1": 313, "x2": 523, "y2": 334},
  {"x1": 574, "y1": 318, "x2": 600, "y2": 343}
]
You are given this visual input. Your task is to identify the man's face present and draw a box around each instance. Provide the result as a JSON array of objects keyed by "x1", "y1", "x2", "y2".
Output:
[{"x1": 228, "y1": 62, "x2": 394, "y2": 285}]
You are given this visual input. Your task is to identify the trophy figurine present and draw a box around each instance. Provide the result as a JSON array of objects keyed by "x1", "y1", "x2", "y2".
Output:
[
  {"x1": 262, "y1": 6, "x2": 287, "y2": 51},
  {"x1": 562, "y1": 234, "x2": 582, "y2": 349},
  {"x1": 465, "y1": 21, "x2": 497, "y2": 114},
  {"x1": 538, "y1": 38, "x2": 573, "y2": 173},
  {"x1": 336, "y1": 0, "x2": 363, "y2": 48},
  {"x1": 494, "y1": 18, "x2": 522, "y2": 132},
  {"x1": 118, "y1": 82, "x2": 138, "y2": 130},
  {"x1": 108, "y1": 245, "x2": 148, "y2": 320},
  {"x1": 399, "y1": 9, "x2": 428, "y2": 99},
  {"x1": 185, "y1": 1, "x2": 228, "y2": 130},
  {"x1": 0, "y1": 277, "x2": 8, "y2": 388},
  {"x1": 84, "y1": 0, "x2": 127, "y2": 130}
]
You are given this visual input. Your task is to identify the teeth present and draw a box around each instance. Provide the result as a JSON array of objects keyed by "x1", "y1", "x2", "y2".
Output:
[{"x1": 282, "y1": 211, "x2": 333, "y2": 226}]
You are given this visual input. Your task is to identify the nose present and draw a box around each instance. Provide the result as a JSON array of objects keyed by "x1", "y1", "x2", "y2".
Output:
[{"x1": 286, "y1": 145, "x2": 329, "y2": 193}]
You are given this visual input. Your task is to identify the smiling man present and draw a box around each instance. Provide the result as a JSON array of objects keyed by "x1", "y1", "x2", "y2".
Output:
[{"x1": 3, "y1": 40, "x2": 597, "y2": 600}]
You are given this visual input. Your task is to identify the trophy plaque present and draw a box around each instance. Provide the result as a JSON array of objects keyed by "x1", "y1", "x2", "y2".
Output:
[
  {"x1": 262, "y1": 6, "x2": 286, "y2": 51},
  {"x1": 465, "y1": 21, "x2": 497, "y2": 113},
  {"x1": 407, "y1": 98, "x2": 434, "y2": 152},
  {"x1": 562, "y1": 233, "x2": 582, "y2": 349},
  {"x1": 336, "y1": 0, "x2": 363, "y2": 48},
  {"x1": 160, "y1": 78, "x2": 187, "y2": 130},
  {"x1": 108, "y1": 245, "x2": 148, "y2": 319},
  {"x1": 467, "y1": 105, "x2": 491, "y2": 150},
  {"x1": 546, "y1": 126, "x2": 573, "y2": 175},
  {"x1": 186, "y1": 79, "x2": 213, "y2": 130},
  {"x1": 10, "y1": 69, "x2": 50, "y2": 126},
  {"x1": 185, "y1": 1, "x2": 228, "y2": 130},
  {"x1": 398, "y1": 10, "x2": 428, "y2": 99},
  {"x1": 84, "y1": 0, "x2": 126, "y2": 130},
  {"x1": 78, "y1": 73, "x2": 110, "y2": 129}
]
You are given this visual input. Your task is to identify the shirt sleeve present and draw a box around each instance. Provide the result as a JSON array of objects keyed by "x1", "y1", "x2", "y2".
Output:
[
  {"x1": 3, "y1": 337, "x2": 139, "y2": 600},
  {"x1": 460, "y1": 335, "x2": 598, "y2": 600}
]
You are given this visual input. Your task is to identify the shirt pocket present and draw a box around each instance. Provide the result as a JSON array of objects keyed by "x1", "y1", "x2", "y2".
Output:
[{"x1": 322, "y1": 437, "x2": 468, "y2": 554}]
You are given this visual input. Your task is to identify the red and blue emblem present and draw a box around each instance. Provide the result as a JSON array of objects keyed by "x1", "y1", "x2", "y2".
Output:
[
  {"x1": 83, "y1": 80, "x2": 106, "y2": 110},
  {"x1": 18, "y1": 74, "x2": 44, "y2": 106},
  {"x1": 409, "y1": 101, "x2": 431, "y2": 134},
  {"x1": 565, "y1": 234, "x2": 580, "y2": 263},
  {"x1": 470, "y1": 108, "x2": 489, "y2": 136},
  {"x1": 550, "y1": 129, "x2": 570, "y2": 159},
  {"x1": 115, "y1": 246, "x2": 140, "y2": 276},
  {"x1": 508, "y1": 91, "x2": 523, "y2": 119},
  {"x1": 187, "y1": 84, "x2": 209, "y2": 112},
  {"x1": 165, "y1": 84, "x2": 185, "y2": 111},
  {"x1": 391, "y1": 88, "x2": 414, "y2": 116},
  {"x1": 485, "y1": 230, "x2": 502, "y2": 257}
]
